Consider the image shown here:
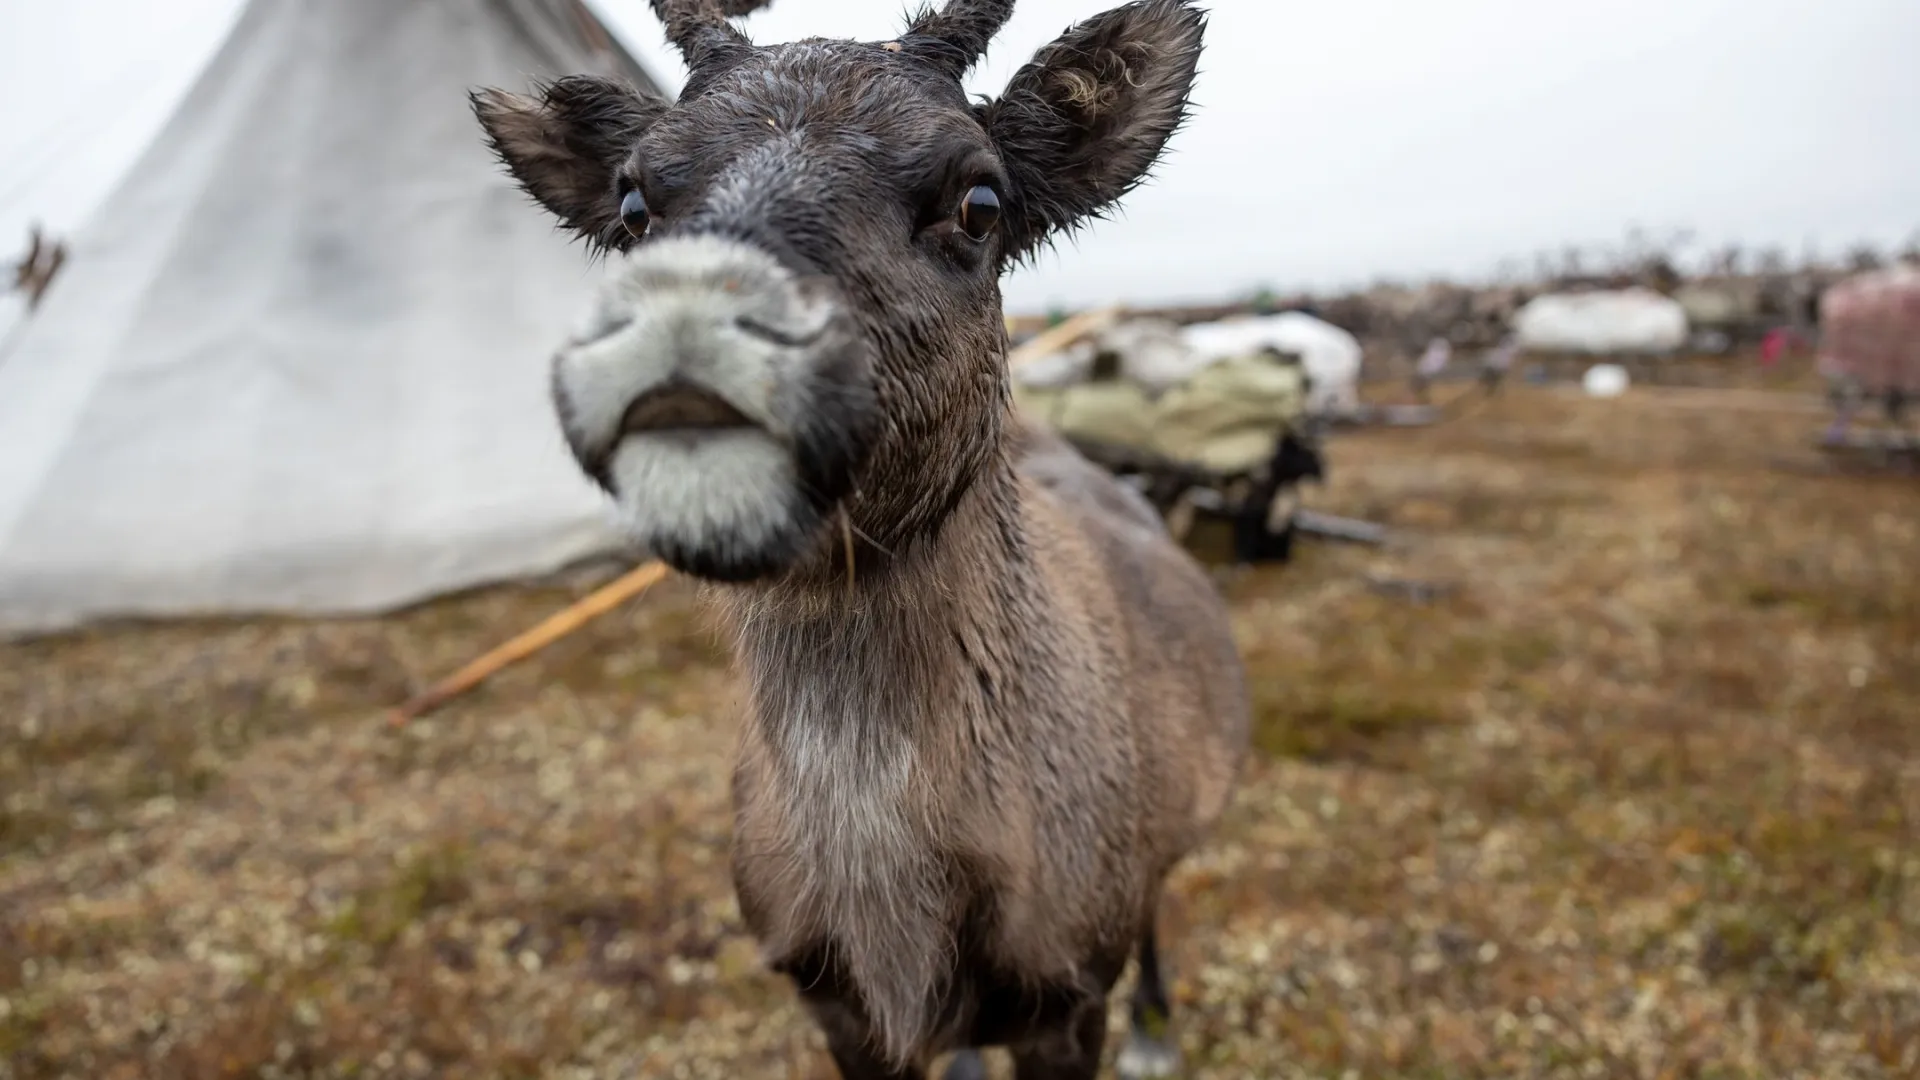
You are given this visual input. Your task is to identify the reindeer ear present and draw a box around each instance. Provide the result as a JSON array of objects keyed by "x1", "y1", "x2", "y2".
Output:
[
  {"x1": 471, "y1": 75, "x2": 668, "y2": 252},
  {"x1": 982, "y1": 0, "x2": 1204, "y2": 261}
]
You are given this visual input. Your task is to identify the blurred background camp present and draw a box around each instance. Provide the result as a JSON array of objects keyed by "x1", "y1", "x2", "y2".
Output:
[
  {"x1": 2, "y1": 2, "x2": 1917, "y2": 1078},
  {"x1": 4, "y1": 0, "x2": 1917, "y2": 319}
]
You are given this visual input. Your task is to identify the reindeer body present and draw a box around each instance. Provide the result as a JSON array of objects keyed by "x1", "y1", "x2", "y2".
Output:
[
  {"x1": 724, "y1": 418, "x2": 1247, "y2": 1067},
  {"x1": 474, "y1": 1, "x2": 1245, "y2": 1074}
]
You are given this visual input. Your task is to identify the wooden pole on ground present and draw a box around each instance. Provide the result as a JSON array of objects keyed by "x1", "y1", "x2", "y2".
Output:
[
  {"x1": 1007, "y1": 305, "x2": 1123, "y2": 370},
  {"x1": 388, "y1": 560, "x2": 670, "y2": 725}
]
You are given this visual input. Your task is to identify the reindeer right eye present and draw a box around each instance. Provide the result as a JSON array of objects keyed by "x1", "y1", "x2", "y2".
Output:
[
  {"x1": 957, "y1": 185, "x2": 1000, "y2": 242},
  {"x1": 619, "y1": 189, "x2": 651, "y2": 240}
]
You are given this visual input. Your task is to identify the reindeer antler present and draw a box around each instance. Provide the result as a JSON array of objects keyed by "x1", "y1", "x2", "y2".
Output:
[
  {"x1": 649, "y1": 0, "x2": 772, "y2": 69},
  {"x1": 902, "y1": 0, "x2": 1015, "y2": 79}
]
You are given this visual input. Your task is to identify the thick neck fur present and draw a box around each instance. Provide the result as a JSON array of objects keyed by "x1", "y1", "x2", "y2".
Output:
[{"x1": 712, "y1": 435, "x2": 1046, "y2": 1067}]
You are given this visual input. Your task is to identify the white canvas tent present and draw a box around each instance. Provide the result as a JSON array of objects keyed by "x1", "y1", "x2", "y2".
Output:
[
  {"x1": 0, "y1": 0, "x2": 659, "y2": 637},
  {"x1": 1512, "y1": 288, "x2": 1689, "y2": 355}
]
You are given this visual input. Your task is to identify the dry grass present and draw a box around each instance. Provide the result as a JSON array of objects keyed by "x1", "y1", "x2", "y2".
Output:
[{"x1": 4, "y1": 383, "x2": 1917, "y2": 1079}]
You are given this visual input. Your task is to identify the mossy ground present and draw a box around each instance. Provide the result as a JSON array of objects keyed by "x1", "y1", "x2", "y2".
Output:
[{"x1": 4, "y1": 376, "x2": 1916, "y2": 1078}]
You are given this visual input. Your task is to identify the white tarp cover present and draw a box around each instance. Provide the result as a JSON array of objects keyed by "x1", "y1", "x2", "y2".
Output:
[
  {"x1": 1016, "y1": 312, "x2": 1364, "y2": 416},
  {"x1": 0, "y1": 0, "x2": 660, "y2": 636},
  {"x1": 1013, "y1": 318, "x2": 1208, "y2": 392},
  {"x1": 1178, "y1": 312, "x2": 1363, "y2": 415},
  {"x1": 1512, "y1": 287, "x2": 1689, "y2": 355}
]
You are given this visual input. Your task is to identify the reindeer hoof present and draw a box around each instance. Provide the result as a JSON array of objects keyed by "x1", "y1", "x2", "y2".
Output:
[
  {"x1": 1115, "y1": 1032, "x2": 1183, "y2": 1079},
  {"x1": 942, "y1": 1049, "x2": 987, "y2": 1080}
]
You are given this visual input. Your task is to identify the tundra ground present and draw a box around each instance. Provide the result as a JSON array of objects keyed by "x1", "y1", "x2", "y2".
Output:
[{"x1": 4, "y1": 380, "x2": 1917, "y2": 1079}]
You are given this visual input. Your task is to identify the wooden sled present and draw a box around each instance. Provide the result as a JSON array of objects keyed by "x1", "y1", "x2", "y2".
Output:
[{"x1": 1062, "y1": 430, "x2": 1341, "y2": 563}]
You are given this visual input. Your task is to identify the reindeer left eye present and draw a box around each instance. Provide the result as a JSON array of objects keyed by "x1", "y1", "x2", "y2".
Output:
[
  {"x1": 619, "y1": 189, "x2": 651, "y2": 240},
  {"x1": 957, "y1": 185, "x2": 1000, "y2": 241}
]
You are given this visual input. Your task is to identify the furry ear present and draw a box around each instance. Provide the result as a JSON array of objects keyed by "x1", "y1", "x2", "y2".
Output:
[
  {"x1": 471, "y1": 75, "x2": 668, "y2": 253},
  {"x1": 981, "y1": 0, "x2": 1205, "y2": 261}
]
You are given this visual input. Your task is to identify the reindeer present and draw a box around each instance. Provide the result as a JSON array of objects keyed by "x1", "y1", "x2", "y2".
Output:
[{"x1": 473, "y1": 1, "x2": 1249, "y2": 1075}]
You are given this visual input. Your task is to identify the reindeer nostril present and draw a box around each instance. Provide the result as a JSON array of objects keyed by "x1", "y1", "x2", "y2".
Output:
[{"x1": 734, "y1": 315, "x2": 825, "y2": 348}]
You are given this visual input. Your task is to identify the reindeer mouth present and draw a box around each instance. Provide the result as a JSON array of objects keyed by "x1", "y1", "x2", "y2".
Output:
[{"x1": 618, "y1": 380, "x2": 759, "y2": 440}]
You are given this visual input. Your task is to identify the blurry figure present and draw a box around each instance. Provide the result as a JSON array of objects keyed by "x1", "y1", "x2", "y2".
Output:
[
  {"x1": 1231, "y1": 430, "x2": 1325, "y2": 565},
  {"x1": 1410, "y1": 336, "x2": 1451, "y2": 402},
  {"x1": 9, "y1": 225, "x2": 67, "y2": 311},
  {"x1": 1479, "y1": 335, "x2": 1520, "y2": 395},
  {"x1": 1759, "y1": 327, "x2": 1787, "y2": 367},
  {"x1": 1691, "y1": 329, "x2": 1733, "y2": 354},
  {"x1": 1759, "y1": 326, "x2": 1806, "y2": 368},
  {"x1": 1823, "y1": 381, "x2": 1863, "y2": 444}
]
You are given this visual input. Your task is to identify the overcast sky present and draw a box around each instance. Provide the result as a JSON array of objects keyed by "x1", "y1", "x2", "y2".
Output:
[{"x1": 0, "y1": 0, "x2": 1915, "y2": 315}]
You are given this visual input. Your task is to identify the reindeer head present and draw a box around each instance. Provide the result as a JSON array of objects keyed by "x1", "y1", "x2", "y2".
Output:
[{"x1": 474, "y1": 0, "x2": 1205, "y2": 583}]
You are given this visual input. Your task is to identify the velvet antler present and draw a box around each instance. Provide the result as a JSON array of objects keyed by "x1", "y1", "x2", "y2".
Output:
[
  {"x1": 649, "y1": 0, "x2": 771, "y2": 70},
  {"x1": 901, "y1": 0, "x2": 1016, "y2": 79}
]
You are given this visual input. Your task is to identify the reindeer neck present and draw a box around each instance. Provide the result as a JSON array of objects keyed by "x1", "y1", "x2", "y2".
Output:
[{"x1": 716, "y1": 441, "x2": 1042, "y2": 745}]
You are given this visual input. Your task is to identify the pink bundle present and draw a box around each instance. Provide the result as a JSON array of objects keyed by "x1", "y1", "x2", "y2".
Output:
[{"x1": 1818, "y1": 267, "x2": 1920, "y2": 393}]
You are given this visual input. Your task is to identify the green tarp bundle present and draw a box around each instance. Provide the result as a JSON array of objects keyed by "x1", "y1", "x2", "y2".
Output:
[{"x1": 1012, "y1": 352, "x2": 1308, "y2": 476}]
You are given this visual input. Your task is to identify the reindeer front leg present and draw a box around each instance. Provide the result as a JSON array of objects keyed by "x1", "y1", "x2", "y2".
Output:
[
  {"x1": 1008, "y1": 998, "x2": 1108, "y2": 1080},
  {"x1": 806, "y1": 996, "x2": 929, "y2": 1080}
]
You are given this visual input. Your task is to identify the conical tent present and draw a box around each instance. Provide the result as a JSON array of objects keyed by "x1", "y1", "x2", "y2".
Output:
[{"x1": 0, "y1": 0, "x2": 660, "y2": 637}]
